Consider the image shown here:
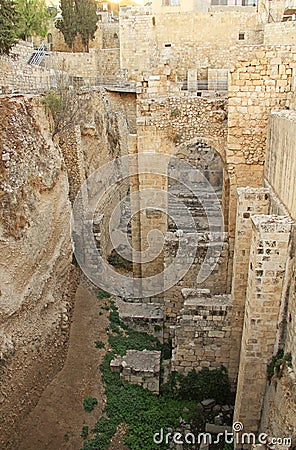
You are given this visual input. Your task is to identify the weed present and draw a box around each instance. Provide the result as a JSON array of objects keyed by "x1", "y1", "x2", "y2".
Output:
[
  {"x1": 95, "y1": 341, "x2": 105, "y2": 349},
  {"x1": 83, "y1": 397, "x2": 98, "y2": 412},
  {"x1": 98, "y1": 290, "x2": 111, "y2": 300},
  {"x1": 107, "y1": 250, "x2": 133, "y2": 271},
  {"x1": 81, "y1": 426, "x2": 89, "y2": 439},
  {"x1": 267, "y1": 349, "x2": 292, "y2": 381}
]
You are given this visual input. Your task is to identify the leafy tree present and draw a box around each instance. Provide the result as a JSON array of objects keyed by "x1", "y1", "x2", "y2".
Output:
[
  {"x1": 75, "y1": 0, "x2": 97, "y2": 52},
  {"x1": 0, "y1": 0, "x2": 20, "y2": 54},
  {"x1": 16, "y1": 0, "x2": 50, "y2": 40},
  {"x1": 55, "y1": 0, "x2": 77, "y2": 51}
]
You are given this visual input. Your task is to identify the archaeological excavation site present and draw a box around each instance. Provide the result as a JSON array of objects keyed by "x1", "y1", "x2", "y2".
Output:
[{"x1": 1, "y1": 0, "x2": 296, "y2": 448}]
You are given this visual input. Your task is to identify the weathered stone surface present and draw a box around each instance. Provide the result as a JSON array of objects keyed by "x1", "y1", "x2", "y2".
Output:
[{"x1": 110, "y1": 350, "x2": 161, "y2": 393}]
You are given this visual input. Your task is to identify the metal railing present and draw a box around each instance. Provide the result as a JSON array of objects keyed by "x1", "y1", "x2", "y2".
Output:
[{"x1": 28, "y1": 43, "x2": 46, "y2": 66}]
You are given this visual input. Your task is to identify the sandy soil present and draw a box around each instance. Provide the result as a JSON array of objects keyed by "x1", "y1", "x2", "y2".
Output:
[{"x1": 15, "y1": 281, "x2": 110, "y2": 450}]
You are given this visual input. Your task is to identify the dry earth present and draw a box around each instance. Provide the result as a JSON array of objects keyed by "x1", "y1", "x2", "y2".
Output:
[{"x1": 14, "y1": 279, "x2": 113, "y2": 450}]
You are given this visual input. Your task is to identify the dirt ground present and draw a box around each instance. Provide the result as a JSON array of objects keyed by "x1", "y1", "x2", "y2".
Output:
[{"x1": 14, "y1": 280, "x2": 112, "y2": 450}]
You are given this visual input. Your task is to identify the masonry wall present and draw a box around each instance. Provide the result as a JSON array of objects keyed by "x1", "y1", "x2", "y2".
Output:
[
  {"x1": 227, "y1": 44, "x2": 295, "y2": 240},
  {"x1": 265, "y1": 110, "x2": 296, "y2": 221},
  {"x1": 119, "y1": 6, "x2": 262, "y2": 79},
  {"x1": 0, "y1": 55, "x2": 53, "y2": 94},
  {"x1": 228, "y1": 188, "x2": 270, "y2": 384},
  {"x1": 234, "y1": 215, "x2": 293, "y2": 433},
  {"x1": 51, "y1": 49, "x2": 121, "y2": 81},
  {"x1": 172, "y1": 290, "x2": 232, "y2": 374},
  {"x1": 255, "y1": 108, "x2": 296, "y2": 441},
  {"x1": 134, "y1": 93, "x2": 230, "y2": 300},
  {"x1": 264, "y1": 21, "x2": 296, "y2": 45},
  {"x1": 164, "y1": 233, "x2": 230, "y2": 335}
]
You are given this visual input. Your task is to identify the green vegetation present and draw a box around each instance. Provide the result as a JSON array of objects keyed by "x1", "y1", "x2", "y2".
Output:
[
  {"x1": 97, "y1": 290, "x2": 111, "y2": 300},
  {"x1": 56, "y1": 0, "x2": 78, "y2": 51},
  {"x1": 81, "y1": 425, "x2": 89, "y2": 439},
  {"x1": 0, "y1": 0, "x2": 20, "y2": 54},
  {"x1": 41, "y1": 69, "x2": 87, "y2": 137},
  {"x1": 83, "y1": 397, "x2": 98, "y2": 413},
  {"x1": 94, "y1": 340, "x2": 105, "y2": 349},
  {"x1": 267, "y1": 348, "x2": 292, "y2": 381},
  {"x1": 162, "y1": 366, "x2": 231, "y2": 404},
  {"x1": 75, "y1": 0, "x2": 97, "y2": 53},
  {"x1": 16, "y1": 0, "x2": 50, "y2": 41},
  {"x1": 56, "y1": 0, "x2": 97, "y2": 52},
  {"x1": 107, "y1": 249, "x2": 133, "y2": 271},
  {"x1": 0, "y1": 0, "x2": 52, "y2": 55},
  {"x1": 170, "y1": 108, "x2": 181, "y2": 118},
  {"x1": 81, "y1": 301, "x2": 232, "y2": 450}
]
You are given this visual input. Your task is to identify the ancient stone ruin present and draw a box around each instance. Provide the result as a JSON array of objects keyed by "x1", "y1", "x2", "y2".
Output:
[{"x1": 1, "y1": 0, "x2": 296, "y2": 447}]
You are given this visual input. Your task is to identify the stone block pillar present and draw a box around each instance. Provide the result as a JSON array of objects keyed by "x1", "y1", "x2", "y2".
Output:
[
  {"x1": 234, "y1": 215, "x2": 293, "y2": 434},
  {"x1": 228, "y1": 188, "x2": 270, "y2": 384}
]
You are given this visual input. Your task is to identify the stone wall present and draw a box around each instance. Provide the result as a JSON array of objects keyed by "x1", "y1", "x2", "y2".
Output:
[
  {"x1": 227, "y1": 44, "x2": 295, "y2": 240},
  {"x1": 51, "y1": 49, "x2": 121, "y2": 81},
  {"x1": 119, "y1": 6, "x2": 262, "y2": 79},
  {"x1": 101, "y1": 23, "x2": 120, "y2": 49},
  {"x1": 59, "y1": 89, "x2": 131, "y2": 264},
  {"x1": 234, "y1": 215, "x2": 293, "y2": 433},
  {"x1": 0, "y1": 96, "x2": 73, "y2": 447},
  {"x1": 265, "y1": 110, "x2": 296, "y2": 221},
  {"x1": 172, "y1": 289, "x2": 232, "y2": 374},
  {"x1": 264, "y1": 21, "x2": 296, "y2": 45},
  {"x1": 0, "y1": 55, "x2": 53, "y2": 94},
  {"x1": 258, "y1": 0, "x2": 286, "y2": 24},
  {"x1": 110, "y1": 350, "x2": 161, "y2": 393},
  {"x1": 228, "y1": 187, "x2": 270, "y2": 384},
  {"x1": 164, "y1": 232, "x2": 230, "y2": 335},
  {"x1": 253, "y1": 108, "x2": 296, "y2": 441}
]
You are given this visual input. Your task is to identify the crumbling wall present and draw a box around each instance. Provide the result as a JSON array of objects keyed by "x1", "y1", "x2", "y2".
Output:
[
  {"x1": 172, "y1": 289, "x2": 232, "y2": 374},
  {"x1": 164, "y1": 232, "x2": 230, "y2": 336}
]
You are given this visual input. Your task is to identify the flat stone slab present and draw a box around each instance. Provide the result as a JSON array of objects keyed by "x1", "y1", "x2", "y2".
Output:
[
  {"x1": 110, "y1": 349, "x2": 161, "y2": 374},
  {"x1": 181, "y1": 289, "x2": 231, "y2": 308},
  {"x1": 116, "y1": 299, "x2": 163, "y2": 321}
]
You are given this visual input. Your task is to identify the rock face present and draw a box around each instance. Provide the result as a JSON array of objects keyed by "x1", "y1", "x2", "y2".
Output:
[{"x1": 0, "y1": 96, "x2": 73, "y2": 447}]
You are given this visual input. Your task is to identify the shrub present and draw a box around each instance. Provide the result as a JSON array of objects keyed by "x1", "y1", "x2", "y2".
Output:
[
  {"x1": 83, "y1": 397, "x2": 98, "y2": 412},
  {"x1": 98, "y1": 290, "x2": 111, "y2": 300},
  {"x1": 81, "y1": 425, "x2": 89, "y2": 439},
  {"x1": 95, "y1": 341, "x2": 105, "y2": 349}
]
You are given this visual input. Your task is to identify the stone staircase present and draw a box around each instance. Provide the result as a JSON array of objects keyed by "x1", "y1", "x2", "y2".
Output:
[{"x1": 168, "y1": 181, "x2": 223, "y2": 233}]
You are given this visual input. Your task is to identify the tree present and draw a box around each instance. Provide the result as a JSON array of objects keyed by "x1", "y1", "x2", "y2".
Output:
[
  {"x1": 0, "y1": 0, "x2": 20, "y2": 54},
  {"x1": 16, "y1": 0, "x2": 50, "y2": 40},
  {"x1": 42, "y1": 64, "x2": 88, "y2": 138},
  {"x1": 55, "y1": 0, "x2": 97, "y2": 53},
  {"x1": 55, "y1": 0, "x2": 77, "y2": 52},
  {"x1": 75, "y1": 0, "x2": 97, "y2": 52}
]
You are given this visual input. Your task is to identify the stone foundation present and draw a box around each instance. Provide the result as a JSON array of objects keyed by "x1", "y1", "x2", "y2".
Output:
[{"x1": 110, "y1": 350, "x2": 161, "y2": 393}]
